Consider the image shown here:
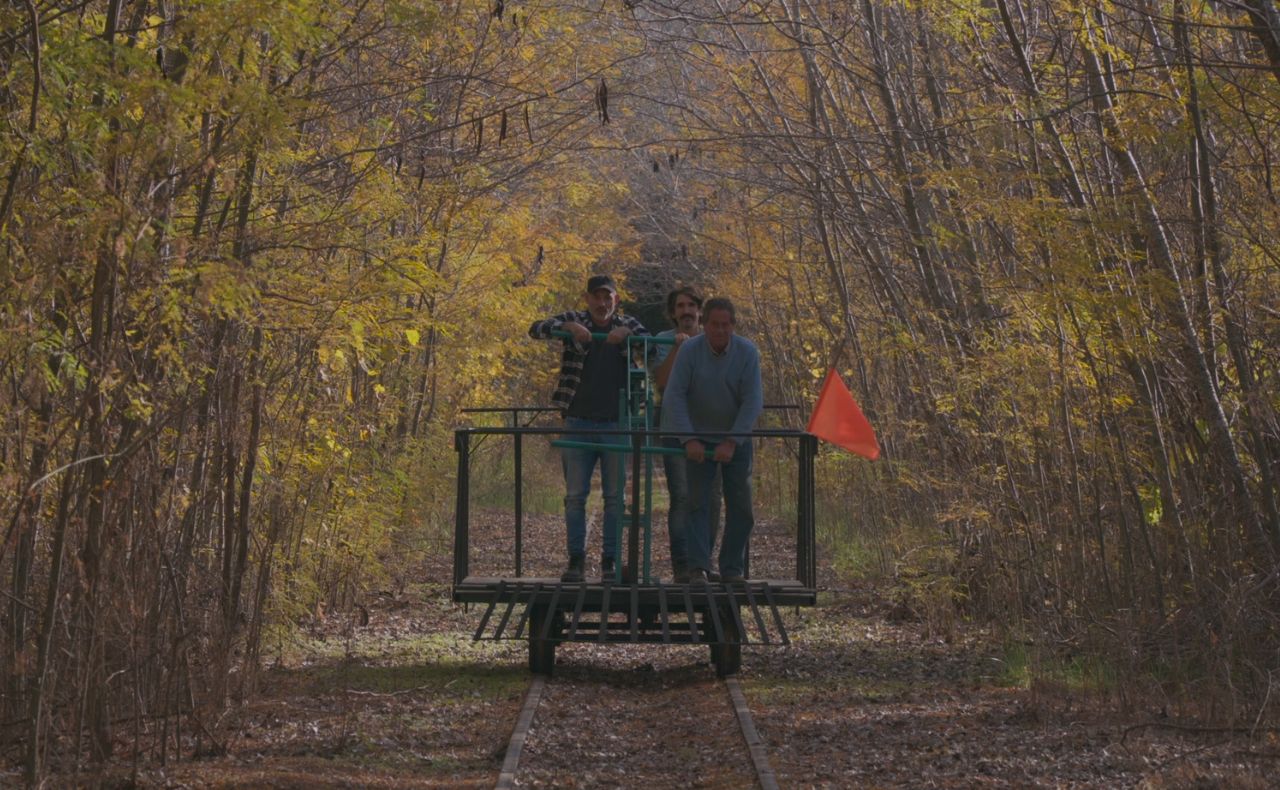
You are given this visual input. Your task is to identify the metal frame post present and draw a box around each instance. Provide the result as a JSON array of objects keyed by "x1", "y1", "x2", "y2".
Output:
[
  {"x1": 614, "y1": 389, "x2": 627, "y2": 584},
  {"x1": 796, "y1": 433, "x2": 817, "y2": 589},
  {"x1": 642, "y1": 382, "x2": 655, "y2": 583},
  {"x1": 454, "y1": 430, "x2": 471, "y2": 588},
  {"x1": 512, "y1": 410, "x2": 523, "y2": 577},
  {"x1": 643, "y1": 450, "x2": 653, "y2": 583},
  {"x1": 630, "y1": 428, "x2": 641, "y2": 584}
]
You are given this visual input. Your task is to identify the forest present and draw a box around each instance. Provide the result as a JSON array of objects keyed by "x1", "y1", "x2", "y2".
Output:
[{"x1": 2, "y1": 0, "x2": 1278, "y2": 783}]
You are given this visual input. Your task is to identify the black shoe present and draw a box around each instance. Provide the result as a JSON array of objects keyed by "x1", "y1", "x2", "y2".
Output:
[
  {"x1": 601, "y1": 557, "x2": 617, "y2": 583},
  {"x1": 687, "y1": 568, "x2": 709, "y2": 583},
  {"x1": 561, "y1": 555, "x2": 585, "y2": 583},
  {"x1": 673, "y1": 568, "x2": 691, "y2": 584},
  {"x1": 721, "y1": 574, "x2": 746, "y2": 584},
  {"x1": 671, "y1": 561, "x2": 688, "y2": 582},
  {"x1": 707, "y1": 571, "x2": 722, "y2": 583}
]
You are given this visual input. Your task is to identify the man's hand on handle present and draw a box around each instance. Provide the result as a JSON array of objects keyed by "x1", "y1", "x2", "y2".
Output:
[
  {"x1": 684, "y1": 439, "x2": 736, "y2": 463},
  {"x1": 562, "y1": 322, "x2": 592, "y2": 344}
]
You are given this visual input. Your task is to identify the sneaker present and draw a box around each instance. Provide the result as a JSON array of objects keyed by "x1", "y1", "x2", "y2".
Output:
[
  {"x1": 687, "y1": 568, "x2": 709, "y2": 583},
  {"x1": 601, "y1": 556, "x2": 617, "y2": 582},
  {"x1": 707, "y1": 571, "x2": 722, "y2": 583},
  {"x1": 721, "y1": 574, "x2": 746, "y2": 584},
  {"x1": 561, "y1": 555, "x2": 585, "y2": 583}
]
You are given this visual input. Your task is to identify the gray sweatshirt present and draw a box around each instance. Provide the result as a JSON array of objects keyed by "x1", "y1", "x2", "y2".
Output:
[{"x1": 663, "y1": 333, "x2": 764, "y2": 446}]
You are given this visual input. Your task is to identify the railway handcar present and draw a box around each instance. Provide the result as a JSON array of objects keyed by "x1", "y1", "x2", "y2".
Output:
[{"x1": 452, "y1": 335, "x2": 819, "y2": 676}]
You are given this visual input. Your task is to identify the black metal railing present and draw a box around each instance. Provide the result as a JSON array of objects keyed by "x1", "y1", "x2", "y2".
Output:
[
  {"x1": 452, "y1": 423, "x2": 818, "y2": 591},
  {"x1": 460, "y1": 407, "x2": 561, "y2": 576}
]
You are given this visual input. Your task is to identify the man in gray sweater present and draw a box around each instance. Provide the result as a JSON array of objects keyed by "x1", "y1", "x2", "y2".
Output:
[
  {"x1": 648, "y1": 286, "x2": 723, "y2": 582},
  {"x1": 662, "y1": 298, "x2": 764, "y2": 583}
]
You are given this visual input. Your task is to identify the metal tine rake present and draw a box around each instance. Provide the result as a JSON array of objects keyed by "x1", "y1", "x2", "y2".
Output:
[
  {"x1": 513, "y1": 583, "x2": 542, "y2": 640},
  {"x1": 473, "y1": 580, "x2": 506, "y2": 640},
  {"x1": 492, "y1": 582, "x2": 523, "y2": 640},
  {"x1": 742, "y1": 582, "x2": 771, "y2": 644}
]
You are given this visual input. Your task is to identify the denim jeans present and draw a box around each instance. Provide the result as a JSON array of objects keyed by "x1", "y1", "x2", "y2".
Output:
[
  {"x1": 662, "y1": 438, "x2": 722, "y2": 569},
  {"x1": 560, "y1": 417, "x2": 625, "y2": 562},
  {"x1": 686, "y1": 440, "x2": 753, "y2": 577}
]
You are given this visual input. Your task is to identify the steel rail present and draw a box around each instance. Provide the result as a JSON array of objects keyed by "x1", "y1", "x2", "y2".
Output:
[
  {"x1": 495, "y1": 672, "x2": 780, "y2": 789},
  {"x1": 495, "y1": 675, "x2": 545, "y2": 790}
]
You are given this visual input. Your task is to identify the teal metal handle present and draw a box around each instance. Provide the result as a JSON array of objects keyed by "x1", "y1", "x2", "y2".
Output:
[
  {"x1": 550, "y1": 439, "x2": 685, "y2": 456},
  {"x1": 551, "y1": 329, "x2": 674, "y2": 345}
]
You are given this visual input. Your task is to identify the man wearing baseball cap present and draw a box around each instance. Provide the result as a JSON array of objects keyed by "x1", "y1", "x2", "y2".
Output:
[{"x1": 529, "y1": 274, "x2": 650, "y2": 582}]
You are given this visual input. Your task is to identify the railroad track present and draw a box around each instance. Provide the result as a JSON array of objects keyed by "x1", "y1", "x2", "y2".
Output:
[{"x1": 495, "y1": 671, "x2": 779, "y2": 789}]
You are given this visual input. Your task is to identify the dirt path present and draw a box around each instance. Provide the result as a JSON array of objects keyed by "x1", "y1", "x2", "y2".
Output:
[{"x1": 77, "y1": 510, "x2": 1277, "y2": 787}]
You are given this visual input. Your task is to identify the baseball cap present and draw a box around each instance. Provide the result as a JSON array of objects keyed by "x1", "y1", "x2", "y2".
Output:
[{"x1": 586, "y1": 274, "x2": 618, "y2": 294}]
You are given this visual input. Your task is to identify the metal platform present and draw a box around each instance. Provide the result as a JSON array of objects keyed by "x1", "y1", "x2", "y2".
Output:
[
  {"x1": 458, "y1": 577, "x2": 814, "y2": 647},
  {"x1": 450, "y1": 417, "x2": 820, "y2": 676}
]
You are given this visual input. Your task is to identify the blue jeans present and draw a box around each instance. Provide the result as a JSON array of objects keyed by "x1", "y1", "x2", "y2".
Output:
[
  {"x1": 561, "y1": 418, "x2": 625, "y2": 562},
  {"x1": 687, "y1": 441, "x2": 753, "y2": 577},
  {"x1": 662, "y1": 438, "x2": 721, "y2": 569}
]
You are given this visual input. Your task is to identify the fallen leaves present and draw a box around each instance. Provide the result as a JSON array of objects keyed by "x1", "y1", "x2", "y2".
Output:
[{"x1": 33, "y1": 507, "x2": 1276, "y2": 788}]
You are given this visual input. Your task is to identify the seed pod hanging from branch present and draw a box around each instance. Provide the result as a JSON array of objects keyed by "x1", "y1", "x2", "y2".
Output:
[{"x1": 596, "y1": 79, "x2": 609, "y2": 124}]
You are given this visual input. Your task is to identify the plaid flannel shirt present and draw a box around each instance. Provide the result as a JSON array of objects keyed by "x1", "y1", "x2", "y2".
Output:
[{"x1": 528, "y1": 309, "x2": 650, "y2": 414}]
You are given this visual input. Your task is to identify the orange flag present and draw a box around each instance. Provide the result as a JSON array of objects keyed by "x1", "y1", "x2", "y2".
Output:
[{"x1": 807, "y1": 368, "x2": 880, "y2": 460}]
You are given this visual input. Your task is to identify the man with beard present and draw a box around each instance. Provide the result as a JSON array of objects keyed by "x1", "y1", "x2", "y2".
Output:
[{"x1": 648, "y1": 286, "x2": 723, "y2": 582}]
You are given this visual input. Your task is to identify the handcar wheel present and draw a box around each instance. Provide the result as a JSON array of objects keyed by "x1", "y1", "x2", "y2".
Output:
[
  {"x1": 528, "y1": 605, "x2": 559, "y2": 676},
  {"x1": 712, "y1": 605, "x2": 741, "y2": 678}
]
